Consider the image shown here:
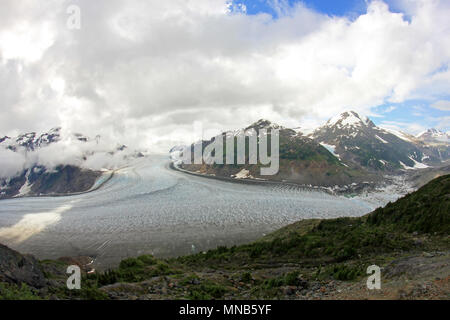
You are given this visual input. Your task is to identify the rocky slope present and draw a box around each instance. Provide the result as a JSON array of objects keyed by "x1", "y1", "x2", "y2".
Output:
[
  {"x1": 0, "y1": 165, "x2": 102, "y2": 199},
  {"x1": 177, "y1": 119, "x2": 378, "y2": 188},
  {"x1": 0, "y1": 244, "x2": 47, "y2": 289},
  {"x1": 310, "y1": 111, "x2": 444, "y2": 171}
]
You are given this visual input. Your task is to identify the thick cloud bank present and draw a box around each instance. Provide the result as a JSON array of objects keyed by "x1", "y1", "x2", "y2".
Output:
[{"x1": 0, "y1": 0, "x2": 449, "y2": 151}]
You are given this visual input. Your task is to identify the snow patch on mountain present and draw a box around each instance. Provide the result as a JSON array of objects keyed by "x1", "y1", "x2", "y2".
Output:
[
  {"x1": 408, "y1": 156, "x2": 429, "y2": 169},
  {"x1": 399, "y1": 161, "x2": 414, "y2": 170},
  {"x1": 15, "y1": 170, "x2": 32, "y2": 197},
  {"x1": 382, "y1": 129, "x2": 415, "y2": 143},
  {"x1": 375, "y1": 135, "x2": 388, "y2": 144},
  {"x1": 320, "y1": 143, "x2": 341, "y2": 160},
  {"x1": 233, "y1": 169, "x2": 253, "y2": 179},
  {"x1": 399, "y1": 158, "x2": 428, "y2": 170}
]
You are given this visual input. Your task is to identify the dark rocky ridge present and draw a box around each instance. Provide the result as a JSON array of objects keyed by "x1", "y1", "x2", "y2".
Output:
[
  {"x1": 0, "y1": 244, "x2": 47, "y2": 288},
  {"x1": 0, "y1": 165, "x2": 102, "y2": 200}
]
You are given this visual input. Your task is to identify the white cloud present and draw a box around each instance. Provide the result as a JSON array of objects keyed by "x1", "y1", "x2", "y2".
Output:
[
  {"x1": 0, "y1": 0, "x2": 449, "y2": 153},
  {"x1": 431, "y1": 100, "x2": 450, "y2": 111},
  {"x1": 226, "y1": 1, "x2": 247, "y2": 14},
  {"x1": 384, "y1": 106, "x2": 397, "y2": 113},
  {"x1": 379, "y1": 120, "x2": 428, "y2": 135},
  {"x1": 0, "y1": 148, "x2": 26, "y2": 178},
  {"x1": 0, "y1": 130, "x2": 143, "y2": 179}
]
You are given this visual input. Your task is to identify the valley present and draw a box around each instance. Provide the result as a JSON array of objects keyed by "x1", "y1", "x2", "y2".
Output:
[
  {"x1": 1, "y1": 174, "x2": 448, "y2": 300},
  {"x1": 0, "y1": 155, "x2": 392, "y2": 270}
]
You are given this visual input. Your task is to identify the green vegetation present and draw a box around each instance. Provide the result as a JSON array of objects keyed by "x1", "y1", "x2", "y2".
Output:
[
  {"x1": 187, "y1": 281, "x2": 228, "y2": 300},
  {"x1": 89, "y1": 254, "x2": 179, "y2": 285},
  {"x1": 0, "y1": 283, "x2": 41, "y2": 300},
  {"x1": 240, "y1": 271, "x2": 252, "y2": 283},
  {"x1": 47, "y1": 280, "x2": 110, "y2": 300},
  {"x1": 367, "y1": 174, "x2": 450, "y2": 234},
  {"x1": 317, "y1": 263, "x2": 365, "y2": 281}
]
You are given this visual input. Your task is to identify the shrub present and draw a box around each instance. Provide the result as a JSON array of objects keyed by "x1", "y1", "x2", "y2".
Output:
[
  {"x1": 188, "y1": 283, "x2": 227, "y2": 300},
  {"x1": 137, "y1": 255, "x2": 157, "y2": 265},
  {"x1": 241, "y1": 272, "x2": 252, "y2": 283},
  {"x1": 0, "y1": 283, "x2": 41, "y2": 300},
  {"x1": 284, "y1": 271, "x2": 301, "y2": 286},
  {"x1": 119, "y1": 257, "x2": 144, "y2": 269}
]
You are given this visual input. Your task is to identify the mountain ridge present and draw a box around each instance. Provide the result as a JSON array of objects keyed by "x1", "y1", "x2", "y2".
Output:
[
  {"x1": 177, "y1": 116, "x2": 376, "y2": 188},
  {"x1": 173, "y1": 111, "x2": 449, "y2": 190}
]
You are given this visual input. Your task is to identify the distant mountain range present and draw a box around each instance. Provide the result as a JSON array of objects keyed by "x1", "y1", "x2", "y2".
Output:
[
  {"x1": 415, "y1": 128, "x2": 450, "y2": 144},
  {"x1": 310, "y1": 111, "x2": 449, "y2": 171},
  {"x1": 173, "y1": 111, "x2": 450, "y2": 190},
  {"x1": 1, "y1": 111, "x2": 448, "y2": 199},
  {"x1": 0, "y1": 127, "x2": 94, "y2": 153},
  {"x1": 0, "y1": 128, "x2": 143, "y2": 200}
]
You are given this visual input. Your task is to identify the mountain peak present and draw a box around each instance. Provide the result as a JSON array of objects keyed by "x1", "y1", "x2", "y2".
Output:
[
  {"x1": 416, "y1": 128, "x2": 449, "y2": 143},
  {"x1": 325, "y1": 111, "x2": 374, "y2": 129},
  {"x1": 0, "y1": 136, "x2": 10, "y2": 144},
  {"x1": 246, "y1": 119, "x2": 282, "y2": 131},
  {"x1": 1, "y1": 127, "x2": 91, "y2": 152},
  {"x1": 417, "y1": 128, "x2": 442, "y2": 136}
]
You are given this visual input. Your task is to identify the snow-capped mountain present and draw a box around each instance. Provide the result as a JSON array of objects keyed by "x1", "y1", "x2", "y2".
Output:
[
  {"x1": 0, "y1": 128, "x2": 144, "y2": 200},
  {"x1": 310, "y1": 111, "x2": 436, "y2": 171},
  {"x1": 0, "y1": 127, "x2": 90, "y2": 152},
  {"x1": 244, "y1": 119, "x2": 284, "y2": 131},
  {"x1": 212, "y1": 119, "x2": 294, "y2": 139},
  {"x1": 174, "y1": 114, "x2": 449, "y2": 184},
  {"x1": 416, "y1": 128, "x2": 450, "y2": 144},
  {"x1": 322, "y1": 111, "x2": 375, "y2": 130},
  {"x1": 176, "y1": 118, "x2": 380, "y2": 187},
  {"x1": 244, "y1": 119, "x2": 299, "y2": 139}
]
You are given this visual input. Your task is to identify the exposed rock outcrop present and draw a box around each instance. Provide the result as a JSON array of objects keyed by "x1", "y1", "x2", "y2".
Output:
[{"x1": 0, "y1": 244, "x2": 47, "y2": 288}]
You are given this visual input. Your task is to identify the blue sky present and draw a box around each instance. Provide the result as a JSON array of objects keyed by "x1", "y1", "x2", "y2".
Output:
[
  {"x1": 233, "y1": 0, "x2": 409, "y2": 18},
  {"x1": 237, "y1": 0, "x2": 369, "y2": 17},
  {"x1": 372, "y1": 99, "x2": 450, "y2": 134}
]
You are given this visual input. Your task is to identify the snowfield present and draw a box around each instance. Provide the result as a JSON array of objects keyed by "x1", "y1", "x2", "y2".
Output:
[{"x1": 320, "y1": 142, "x2": 341, "y2": 160}]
